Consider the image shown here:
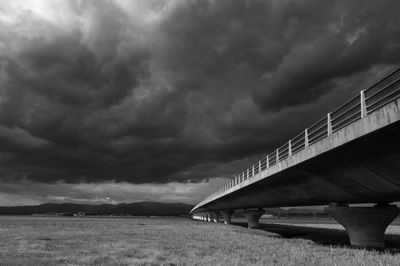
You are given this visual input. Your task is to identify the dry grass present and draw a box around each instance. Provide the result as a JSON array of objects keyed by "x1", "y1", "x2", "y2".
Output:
[{"x1": 0, "y1": 216, "x2": 400, "y2": 265}]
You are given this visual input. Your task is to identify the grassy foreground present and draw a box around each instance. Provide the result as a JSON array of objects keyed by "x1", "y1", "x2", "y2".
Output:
[{"x1": 0, "y1": 216, "x2": 400, "y2": 265}]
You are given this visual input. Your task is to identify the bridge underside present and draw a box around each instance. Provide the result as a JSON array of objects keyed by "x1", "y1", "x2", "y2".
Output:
[
  {"x1": 192, "y1": 72, "x2": 400, "y2": 248},
  {"x1": 195, "y1": 119, "x2": 400, "y2": 213}
]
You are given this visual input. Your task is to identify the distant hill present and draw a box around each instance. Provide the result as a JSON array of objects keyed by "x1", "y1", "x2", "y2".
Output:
[
  {"x1": 0, "y1": 202, "x2": 194, "y2": 216},
  {"x1": 0, "y1": 202, "x2": 329, "y2": 218}
]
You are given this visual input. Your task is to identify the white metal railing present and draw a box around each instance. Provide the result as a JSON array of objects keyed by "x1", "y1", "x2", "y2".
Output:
[{"x1": 219, "y1": 67, "x2": 400, "y2": 193}]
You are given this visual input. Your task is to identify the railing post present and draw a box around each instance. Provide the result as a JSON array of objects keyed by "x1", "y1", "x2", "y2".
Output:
[
  {"x1": 252, "y1": 165, "x2": 255, "y2": 176},
  {"x1": 327, "y1": 113, "x2": 332, "y2": 136},
  {"x1": 288, "y1": 140, "x2": 292, "y2": 156},
  {"x1": 266, "y1": 155, "x2": 269, "y2": 168},
  {"x1": 305, "y1": 128, "x2": 309, "y2": 148},
  {"x1": 276, "y1": 149, "x2": 279, "y2": 163},
  {"x1": 247, "y1": 169, "x2": 249, "y2": 179},
  {"x1": 259, "y1": 160, "x2": 262, "y2": 173},
  {"x1": 360, "y1": 90, "x2": 367, "y2": 118}
]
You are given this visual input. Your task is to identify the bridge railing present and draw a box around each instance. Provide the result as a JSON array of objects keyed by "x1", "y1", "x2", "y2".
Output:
[
  {"x1": 365, "y1": 68, "x2": 400, "y2": 114},
  {"x1": 220, "y1": 67, "x2": 400, "y2": 193},
  {"x1": 330, "y1": 95, "x2": 361, "y2": 133}
]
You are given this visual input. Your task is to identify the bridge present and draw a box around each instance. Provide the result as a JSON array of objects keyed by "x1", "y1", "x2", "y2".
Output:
[{"x1": 190, "y1": 67, "x2": 400, "y2": 249}]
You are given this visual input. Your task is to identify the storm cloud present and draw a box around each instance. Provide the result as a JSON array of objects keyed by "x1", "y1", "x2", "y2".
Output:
[{"x1": 0, "y1": 0, "x2": 400, "y2": 204}]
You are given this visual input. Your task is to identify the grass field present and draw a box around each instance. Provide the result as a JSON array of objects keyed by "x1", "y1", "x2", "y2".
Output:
[{"x1": 1, "y1": 216, "x2": 400, "y2": 265}]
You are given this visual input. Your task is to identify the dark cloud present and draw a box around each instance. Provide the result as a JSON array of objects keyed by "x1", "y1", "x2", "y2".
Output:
[
  {"x1": 253, "y1": 0, "x2": 400, "y2": 111},
  {"x1": 0, "y1": 0, "x2": 399, "y2": 188}
]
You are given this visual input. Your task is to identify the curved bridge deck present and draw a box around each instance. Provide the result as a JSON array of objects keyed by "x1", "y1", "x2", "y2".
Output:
[{"x1": 192, "y1": 68, "x2": 400, "y2": 214}]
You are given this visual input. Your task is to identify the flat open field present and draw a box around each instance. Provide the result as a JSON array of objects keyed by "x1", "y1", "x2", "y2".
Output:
[{"x1": 1, "y1": 216, "x2": 400, "y2": 265}]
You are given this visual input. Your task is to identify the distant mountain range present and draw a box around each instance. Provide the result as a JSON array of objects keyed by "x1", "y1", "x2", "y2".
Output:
[
  {"x1": 0, "y1": 202, "x2": 329, "y2": 218},
  {"x1": 0, "y1": 202, "x2": 194, "y2": 216}
]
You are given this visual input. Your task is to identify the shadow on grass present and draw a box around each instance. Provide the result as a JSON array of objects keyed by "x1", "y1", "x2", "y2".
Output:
[{"x1": 231, "y1": 222, "x2": 400, "y2": 252}]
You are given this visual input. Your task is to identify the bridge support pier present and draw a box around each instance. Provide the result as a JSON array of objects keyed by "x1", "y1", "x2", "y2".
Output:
[
  {"x1": 242, "y1": 209, "x2": 265, "y2": 229},
  {"x1": 210, "y1": 211, "x2": 219, "y2": 223},
  {"x1": 220, "y1": 210, "x2": 234, "y2": 224},
  {"x1": 325, "y1": 204, "x2": 399, "y2": 249}
]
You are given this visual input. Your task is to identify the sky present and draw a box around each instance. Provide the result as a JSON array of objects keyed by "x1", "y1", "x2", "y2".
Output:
[{"x1": 0, "y1": 0, "x2": 400, "y2": 205}]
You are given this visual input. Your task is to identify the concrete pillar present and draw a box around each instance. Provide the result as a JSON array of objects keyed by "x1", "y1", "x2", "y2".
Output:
[
  {"x1": 213, "y1": 212, "x2": 220, "y2": 223},
  {"x1": 208, "y1": 211, "x2": 219, "y2": 223},
  {"x1": 242, "y1": 209, "x2": 265, "y2": 229},
  {"x1": 207, "y1": 213, "x2": 213, "y2": 222},
  {"x1": 220, "y1": 210, "x2": 234, "y2": 225},
  {"x1": 325, "y1": 204, "x2": 399, "y2": 249}
]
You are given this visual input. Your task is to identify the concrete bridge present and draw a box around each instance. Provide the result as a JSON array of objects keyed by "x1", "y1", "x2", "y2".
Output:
[{"x1": 190, "y1": 67, "x2": 400, "y2": 249}]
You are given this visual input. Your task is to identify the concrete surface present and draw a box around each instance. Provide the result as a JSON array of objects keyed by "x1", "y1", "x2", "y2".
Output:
[{"x1": 325, "y1": 204, "x2": 400, "y2": 248}]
